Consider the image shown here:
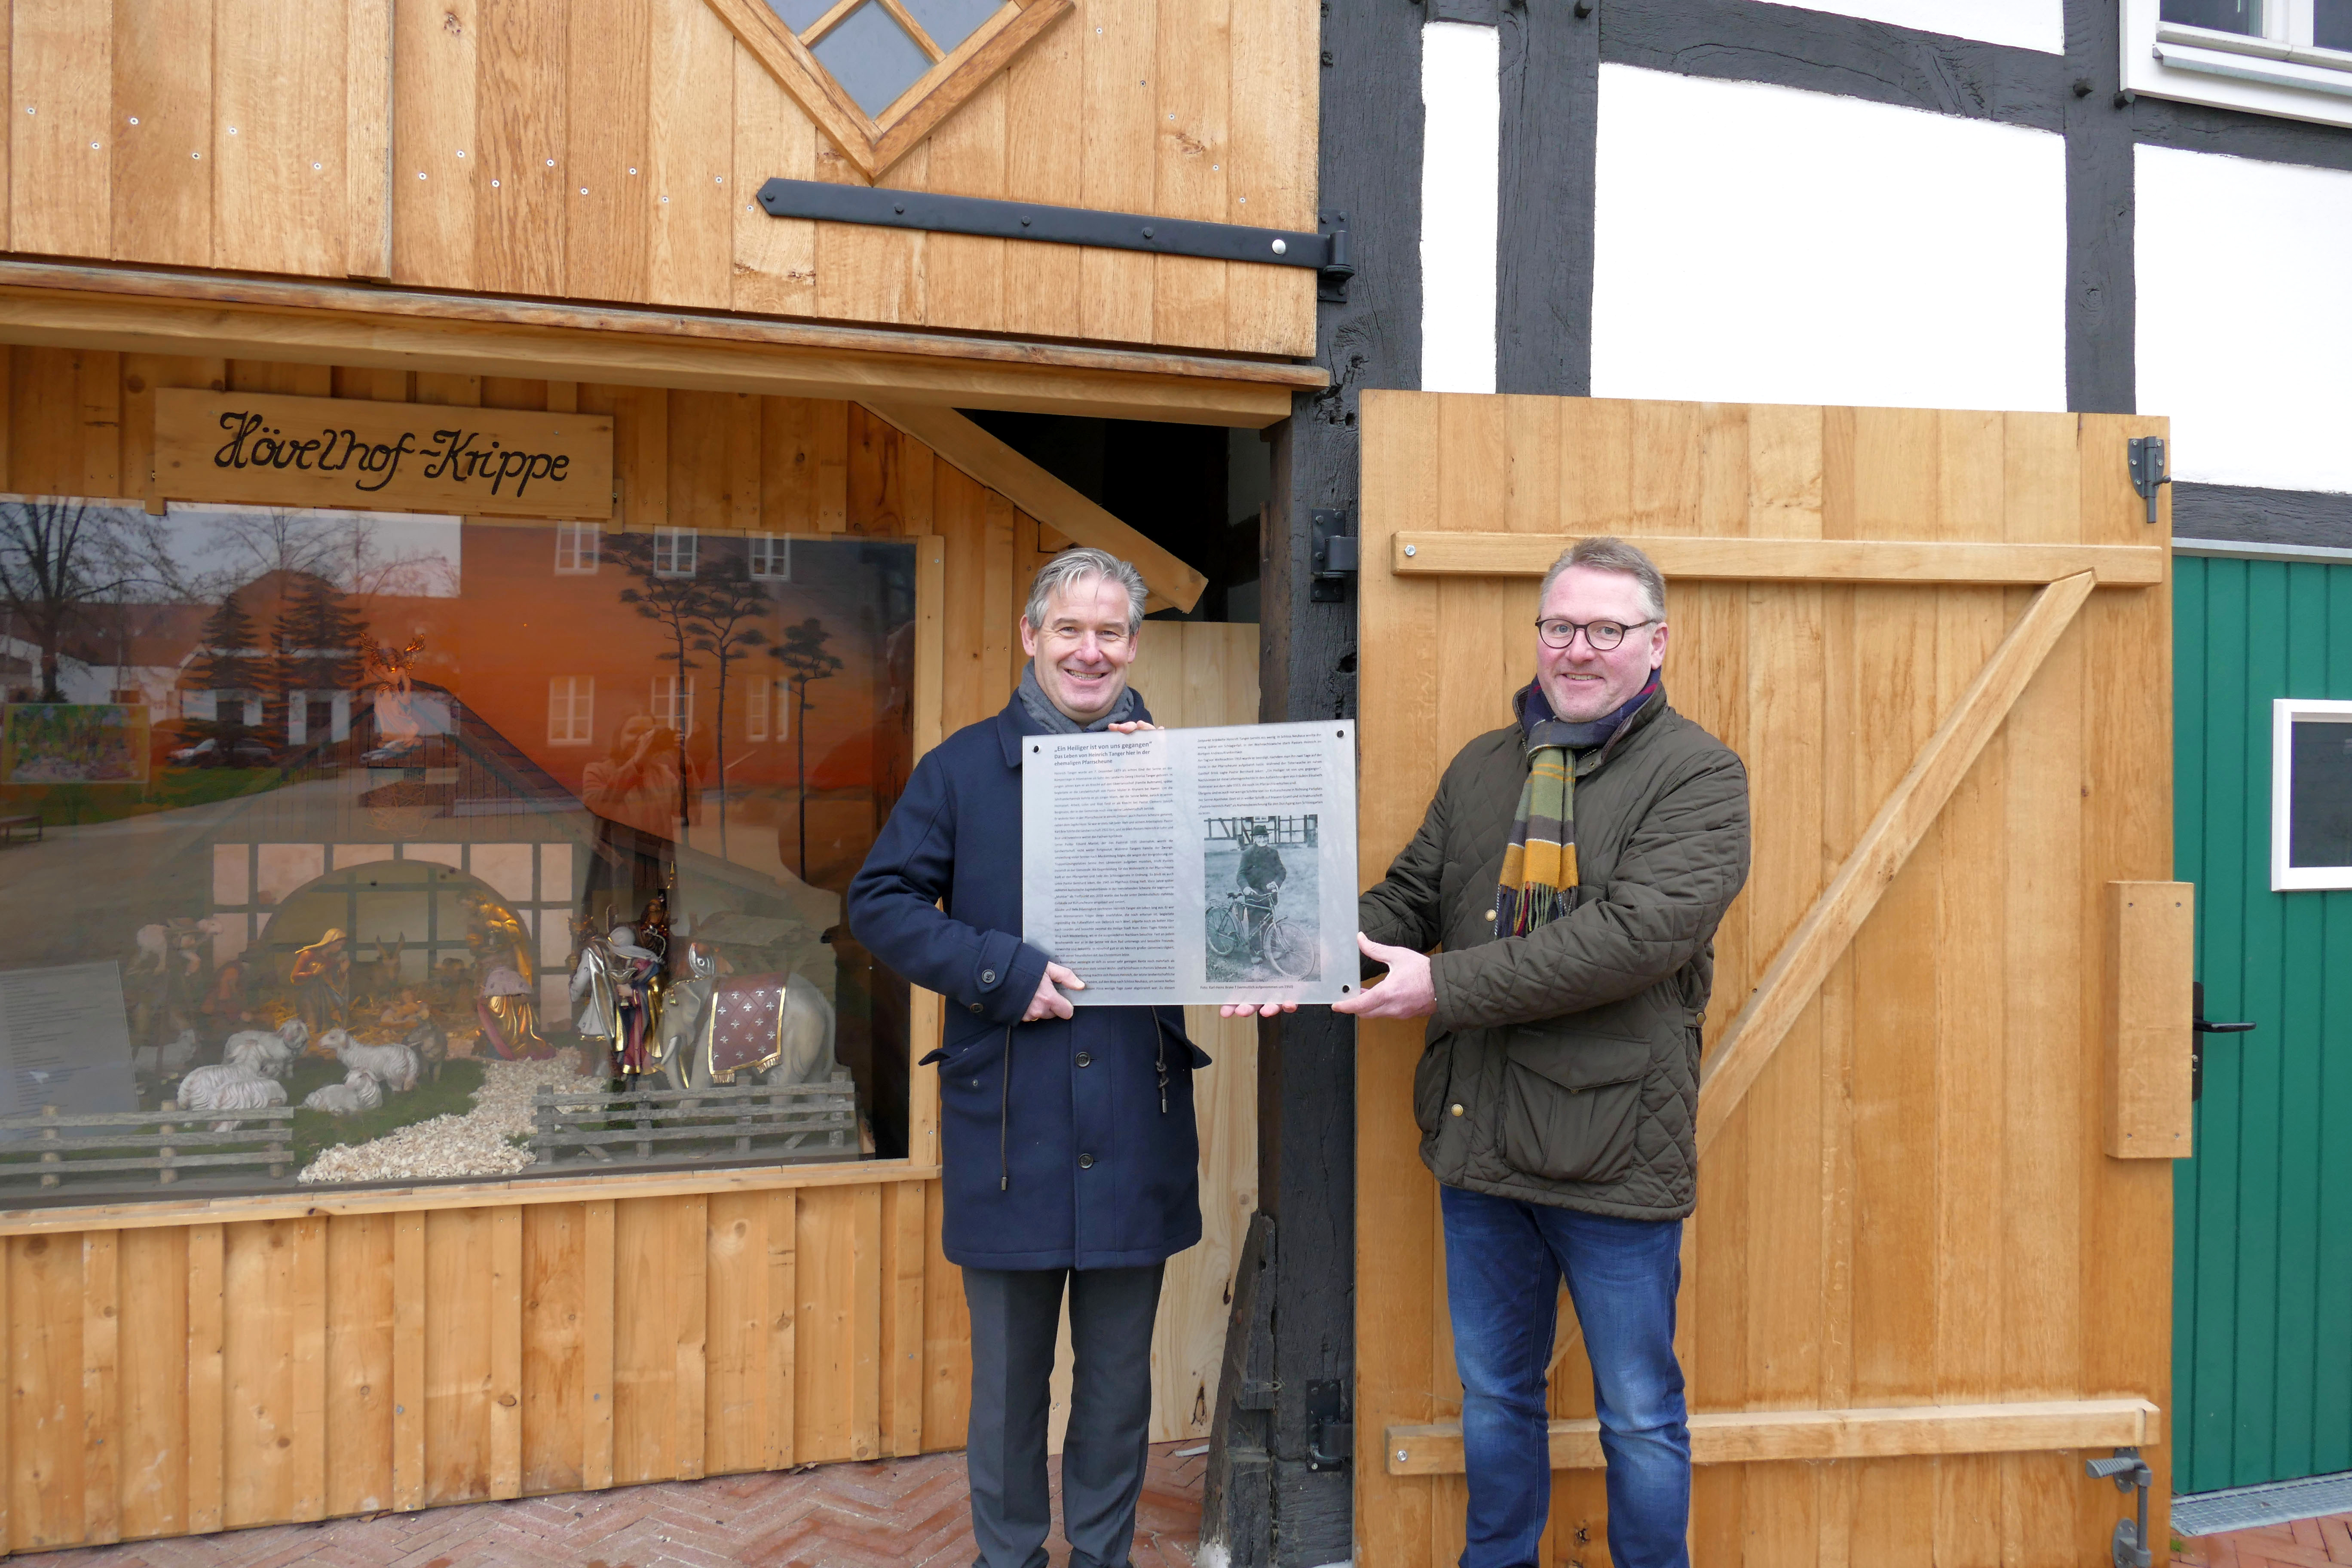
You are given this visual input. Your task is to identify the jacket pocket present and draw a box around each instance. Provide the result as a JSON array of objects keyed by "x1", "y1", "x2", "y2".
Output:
[
  {"x1": 1413, "y1": 1036, "x2": 1453, "y2": 1136},
  {"x1": 1499, "y1": 1032, "x2": 1651, "y2": 1185},
  {"x1": 922, "y1": 1022, "x2": 1010, "y2": 1084}
]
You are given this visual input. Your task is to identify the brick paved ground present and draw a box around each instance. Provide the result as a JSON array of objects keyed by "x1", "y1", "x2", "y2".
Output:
[
  {"x1": 30, "y1": 1442, "x2": 1207, "y2": 1568},
  {"x1": 2179, "y1": 1511, "x2": 2352, "y2": 1567}
]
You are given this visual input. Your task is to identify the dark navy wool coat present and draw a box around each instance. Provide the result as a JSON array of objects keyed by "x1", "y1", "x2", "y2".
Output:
[{"x1": 846, "y1": 695, "x2": 1208, "y2": 1271}]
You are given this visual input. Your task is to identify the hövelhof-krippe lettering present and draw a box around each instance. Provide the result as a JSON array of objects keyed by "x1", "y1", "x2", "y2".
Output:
[{"x1": 211, "y1": 411, "x2": 576, "y2": 498}]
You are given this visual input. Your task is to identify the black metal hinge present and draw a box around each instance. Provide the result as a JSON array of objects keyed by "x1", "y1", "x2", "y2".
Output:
[
  {"x1": 1304, "y1": 1378, "x2": 1351, "y2": 1472},
  {"x1": 1310, "y1": 508, "x2": 1358, "y2": 603},
  {"x1": 2127, "y1": 436, "x2": 2171, "y2": 525},
  {"x1": 757, "y1": 180, "x2": 1356, "y2": 300}
]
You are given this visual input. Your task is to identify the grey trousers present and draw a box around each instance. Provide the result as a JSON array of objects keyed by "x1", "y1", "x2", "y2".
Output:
[{"x1": 962, "y1": 1262, "x2": 1166, "y2": 1568}]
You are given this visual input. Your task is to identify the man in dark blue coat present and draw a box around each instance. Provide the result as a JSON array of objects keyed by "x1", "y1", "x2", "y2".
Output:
[{"x1": 848, "y1": 547, "x2": 1208, "y2": 1568}]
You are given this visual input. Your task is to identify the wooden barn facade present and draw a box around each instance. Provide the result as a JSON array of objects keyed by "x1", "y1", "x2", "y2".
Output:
[{"x1": 0, "y1": 0, "x2": 2343, "y2": 1564}]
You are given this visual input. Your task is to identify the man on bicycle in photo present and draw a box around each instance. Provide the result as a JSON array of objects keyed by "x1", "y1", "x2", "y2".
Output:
[{"x1": 1237, "y1": 821, "x2": 1287, "y2": 912}]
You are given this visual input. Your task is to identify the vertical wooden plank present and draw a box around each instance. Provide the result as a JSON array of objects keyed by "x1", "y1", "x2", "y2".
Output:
[
  {"x1": 324, "y1": 1213, "x2": 394, "y2": 1519},
  {"x1": 705, "y1": 1194, "x2": 762, "y2": 1476},
  {"x1": 616, "y1": 384, "x2": 668, "y2": 528},
  {"x1": 12, "y1": 1231, "x2": 83, "y2": 1551},
  {"x1": 920, "y1": 1181, "x2": 968, "y2": 1453},
  {"x1": 815, "y1": 398, "x2": 848, "y2": 534},
  {"x1": 489, "y1": 1207, "x2": 524, "y2": 1500},
  {"x1": 882, "y1": 1181, "x2": 926, "y2": 1456},
  {"x1": 80, "y1": 1232, "x2": 118, "y2": 1546},
  {"x1": 10, "y1": 346, "x2": 77, "y2": 493},
  {"x1": 1000, "y1": 0, "x2": 1081, "y2": 338},
  {"x1": 1151, "y1": 0, "x2": 1227, "y2": 350},
  {"x1": 1224, "y1": 0, "x2": 1314, "y2": 355},
  {"x1": 185, "y1": 1223, "x2": 224, "y2": 1535},
  {"x1": 424, "y1": 1209, "x2": 493, "y2": 1507},
  {"x1": 644, "y1": 0, "x2": 732, "y2": 309},
  {"x1": 293, "y1": 1217, "x2": 328, "y2": 1523},
  {"x1": 116, "y1": 1225, "x2": 188, "y2": 1541},
  {"x1": 760, "y1": 397, "x2": 819, "y2": 530},
  {"x1": 982, "y1": 491, "x2": 1017, "y2": 711},
  {"x1": 2104, "y1": 882, "x2": 2195, "y2": 1156},
  {"x1": 475, "y1": 0, "x2": 567, "y2": 296},
  {"x1": 582, "y1": 1198, "x2": 616, "y2": 1489},
  {"x1": 10, "y1": 0, "x2": 113, "y2": 259},
  {"x1": 815, "y1": 144, "x2": 929, "y2": 327},
  {"x1": 1078, "y1": 0, "x2": 1155, "y2": 345},
  {"x1": 391, "y1": 0, "x2": 478, "y2": 287},
  {"x1": 109, "y1": 0, "x2": 214, "y2": 267},
  {"x1": 852, "y1": 1183, "x2": 882, "y2": 1463},
  {"x1": 212, "y1": 0, "x2": 346, "y2": 276},
  {"x1": 922, "y1": 73, "x2": 1007, "y2": 332},
  {"x1": 221, "y1": 1220, "x2": 300, "y2": 1529},
  {"x1": 390, "y1": 1211, "x2": 424, "y2": 1511},
  {"x1": 76, "y1": 350, "x2": 122, "y2": 498},
  {"x1": 0, "y1": 1235, "x2": 10, "y2": 1553},
  {"x1": 612, "y1": 1197, "x2": 674, "y2": 1484},
  {"x1": 765, "y1": 1188, "x2": 797, "y2": 1470},
  {"x1": 521, "y1": 1204, "x2": 587, "y2": 1496},
  {"x1": 726, "y1": 392, "x2": 761, "y2": 532},
  {"x1": 731, "y1": 39, "x2": 817, "y2": 317},
  {"x1": 346, "y1": 0, "x2": 393, "y2": 278},
  {"x1": 795, "y1": 1184, "x2": 855, "y2": 1460},
  {"x1": 331, "y1": 364, "x2": 409, "y2": 401},
  {"x1": 564, "y1": 0, "x2": 650, "y2": 302},
  {"x1": 674, "y1": 1195, "x2": 709, "y2": 1482}
]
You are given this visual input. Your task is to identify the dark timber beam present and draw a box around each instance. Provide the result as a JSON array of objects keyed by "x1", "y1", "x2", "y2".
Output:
[
  {"x1": 2067, "y1": 0, "x2": 2138, "y2": 412},
  {"x1": 1199, "y1": 1, "x2": 1419, "y2": 1565}
]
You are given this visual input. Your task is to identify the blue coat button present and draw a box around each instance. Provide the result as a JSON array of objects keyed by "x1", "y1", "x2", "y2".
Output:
[
  {"x1": 981, "y1": 968, "x2": 996, "y2": 984},
  {"x1": 1075, "y1": 1052, "x2": 1092, "y2": 1067},
  {"x1": 1078, "y1": 1152, "x2": 1095, "y2": 1169}
]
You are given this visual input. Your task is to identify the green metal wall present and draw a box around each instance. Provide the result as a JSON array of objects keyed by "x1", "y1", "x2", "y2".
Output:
[{"x1": 2174, "y1": 554, "x2": 2352, "y2": 1495}]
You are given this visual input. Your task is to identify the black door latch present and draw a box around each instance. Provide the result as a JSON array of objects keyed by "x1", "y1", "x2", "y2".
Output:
[{"x1": 2192, "y1": 980, "x2": 2257, "y2": 1102}]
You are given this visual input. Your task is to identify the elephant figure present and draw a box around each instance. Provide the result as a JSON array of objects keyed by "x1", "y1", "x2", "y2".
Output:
[{"x1": 654, "y1": 943, "x2": 840, "y2": 1106}]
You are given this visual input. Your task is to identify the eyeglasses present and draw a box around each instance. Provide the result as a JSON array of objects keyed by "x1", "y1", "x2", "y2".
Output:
[{"x1": 1535, "y1": 617, "x2": 1655, "y2": 652}]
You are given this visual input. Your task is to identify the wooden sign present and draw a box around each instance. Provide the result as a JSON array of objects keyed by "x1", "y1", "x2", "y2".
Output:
[{"x1": 152, "y1": 390, "x2": 613, "y2": 520}]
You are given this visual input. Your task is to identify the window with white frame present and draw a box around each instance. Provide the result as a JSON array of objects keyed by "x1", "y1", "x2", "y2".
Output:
[
  {"x1": 748, "y1": 533, "x2": 790, "y2": 581},
  {"x1": 653, "y1": 527, "x2": 698, "y2": 578},
  {"x1": 548, "y1": 676, "x2": 594, "y2": 745},
  {"x1": 652, "y1": 674, "x2": 694, "y2": 735},
  {"x1": 2271, "y1": 698, "x2": 2352, "y2": 889},
  {"x1": 2126, "y1": 0, "x2": 2352, "y2": 127},
  {"x1": 744, "y1": 677, "x2": 789, "y2": 742},
  {"x1": 553, "y1": 521, "x2": 600, "y2": 575}
]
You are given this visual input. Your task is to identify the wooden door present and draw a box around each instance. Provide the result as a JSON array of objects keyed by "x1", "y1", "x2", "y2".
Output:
[{"x1": 1354, "y1": 392, "x2": 2184, "y2": 1566}]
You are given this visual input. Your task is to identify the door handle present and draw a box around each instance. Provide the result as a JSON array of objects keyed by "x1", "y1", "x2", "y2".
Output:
[{"x1": 2191, "y1": 980, "x2": 2259, "y2": 1102}]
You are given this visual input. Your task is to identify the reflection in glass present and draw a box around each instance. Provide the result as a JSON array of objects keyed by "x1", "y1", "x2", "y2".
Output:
[
  {"x1": 2161, "y1": 0, "x2": 2264, "y2": 34},
  {"x1": 2290, "y1": 719, "x2": 2352, "y2": 868},
  {"x1": 902, "y1": 0, "x2": 1002, "y2": 53},
  {"x1": 2318, "y1": 0, "x2": 2352, "y2": 50},
  {"x1": 811, "y1": 2, "x2": 934, "y2": 116},
  {"x1": 0, "y1": 498, "x2": 916, "y2": 1200}
]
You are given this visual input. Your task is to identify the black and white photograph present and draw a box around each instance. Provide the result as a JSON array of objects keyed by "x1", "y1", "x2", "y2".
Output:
[{"x1": 1201, "y1": 815, "x2": 1320, "y2": 983}]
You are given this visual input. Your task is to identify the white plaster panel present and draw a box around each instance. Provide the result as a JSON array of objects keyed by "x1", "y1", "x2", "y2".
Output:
[
  {"x1": 1739, "y1": 0, "x2": 2061, "y2": 52},
  {"x1": 401, "y1": 842, "x2": 463, "y2": 871},
  {"x1": 542, "y1": 916, "x2": 573, "y2": 967},
  {"x1": 254, "y1": 844, "x2": 325, "y2": 906},
  {"x1": 470, "y1": 843, "x2": 535, "y2": 905},
  {"x1": 1591, "y1": 68, "x2": 2067, "y2": 416},
  {"x1": 2137, "y1": 145, "x2": 2352, "y2": 494},
  {"x1": 1420, "y1": 21, "x2": 1500, "y2": 395},
  {"x1": 542, "y1": 842, "x2": 573, "y2": 905},
  {"x1": 541, "y1": 973, "x2": 570, "y2": 1026},
  {"x1": 332, "y1": 843, "x2": 395, "y2": 870},
  {"x1": 212, "y1": 843, "x2": 249, "y2": 907}
]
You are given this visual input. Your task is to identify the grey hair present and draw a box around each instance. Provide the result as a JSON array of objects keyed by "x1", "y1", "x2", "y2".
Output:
[
  {"x1": 1024, "y1": 547, "x2": 1148, "y2": 635},
  {"x1": 1538, "y1": 536, "x2": 1667, "y2": 624}
]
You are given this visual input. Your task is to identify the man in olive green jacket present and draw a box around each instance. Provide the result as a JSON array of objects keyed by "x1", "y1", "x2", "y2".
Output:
[{"x1": 1343, "y1": 536, "x2": 1748, "y2": 1568}]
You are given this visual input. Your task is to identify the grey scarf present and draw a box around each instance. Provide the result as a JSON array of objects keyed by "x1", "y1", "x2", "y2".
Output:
[{"x1": 1017, "y1": 662, "x2": 1140, "y2": 734}]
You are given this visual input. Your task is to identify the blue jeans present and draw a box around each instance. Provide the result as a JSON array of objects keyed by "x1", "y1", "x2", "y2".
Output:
[{"x1": 1441, "y1": 1184, "x2": 1690, "y2": 1568}]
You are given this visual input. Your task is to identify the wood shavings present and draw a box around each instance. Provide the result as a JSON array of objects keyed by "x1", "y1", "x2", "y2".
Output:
[{"x1": 297, "y1": 1057, "x2": 597, "y2": 1184}]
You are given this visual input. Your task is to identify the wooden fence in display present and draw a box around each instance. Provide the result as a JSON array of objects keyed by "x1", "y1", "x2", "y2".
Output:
[{"x1": 0, "y1": 346, "x2": 1260, "y2": 1550}]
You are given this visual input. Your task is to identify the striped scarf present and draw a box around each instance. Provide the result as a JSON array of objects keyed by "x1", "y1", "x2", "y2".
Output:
[{"x1": 1495, "y1": 672, "x2": 1662, "y2": 937}]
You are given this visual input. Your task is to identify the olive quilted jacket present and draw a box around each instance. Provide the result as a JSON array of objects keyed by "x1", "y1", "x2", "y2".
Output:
[{"x1": 1359, "y1": 691, "x2": 1751, "y2": 1220}]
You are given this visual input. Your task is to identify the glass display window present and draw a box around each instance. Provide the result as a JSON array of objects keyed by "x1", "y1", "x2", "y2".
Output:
[{"x1": 0, "y1": 495, "x2": 919, "y2": 1201}]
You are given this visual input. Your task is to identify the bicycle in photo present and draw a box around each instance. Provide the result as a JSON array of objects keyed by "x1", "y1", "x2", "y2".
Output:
[{"x1": 1207, "y1": 886, "x2": 1315, "y2": 980}]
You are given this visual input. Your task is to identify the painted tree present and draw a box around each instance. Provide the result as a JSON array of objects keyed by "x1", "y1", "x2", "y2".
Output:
[
  {"x1": 683, "y1": 551, "x2": 771, "y2": 858},
  {"x1": 0, "y1": 497, "x2": 178, "y2": 702},
  {"x1": 271, "y1": 573, "x2": 368, "y2": 753},
  {"x1": 772, "y1": 616, "x2": 842, "y2": 880},
  {"x1": 185, "y1": 591, "x2": 263, "y2": 762},
  {"x1": 610, "y1": 531, "x2": 710, "y2": 835}
]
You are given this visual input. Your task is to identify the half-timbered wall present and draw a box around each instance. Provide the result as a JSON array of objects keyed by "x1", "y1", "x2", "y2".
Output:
[
  {"x1": 0, "y1": 344, "x2": 1259, "y2": 1549},
  {"x1": 0, "y1": 0, "x2": 1317, "y2": 359}
]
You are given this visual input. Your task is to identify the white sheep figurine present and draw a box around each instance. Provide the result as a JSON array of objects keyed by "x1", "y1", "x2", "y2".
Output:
[
  {"x1": 176, "y1": 1062, "x2": 288, "y2": 1130},
  {"x1": 222, "y1": 1018, "x2": 307, "y2": 1079},
  {"x1": 301, "y1": 1069, "x2": 384, "y2": 1116},
  {"x1": 331, "y1": 1030, "x2": 421, "y2": 1093},
  {"x1": 132, "y1": 1028, "x2": 201, "y2": 1078}
]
